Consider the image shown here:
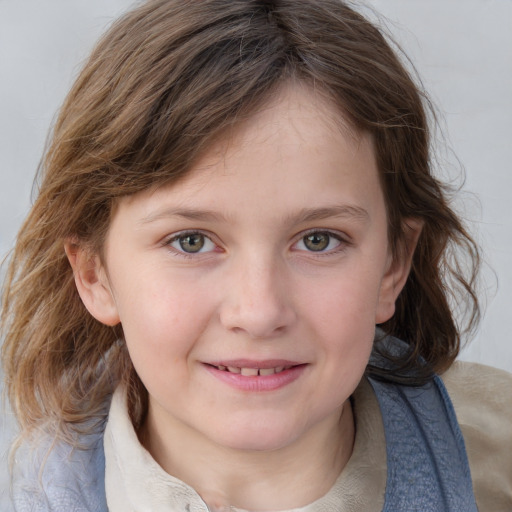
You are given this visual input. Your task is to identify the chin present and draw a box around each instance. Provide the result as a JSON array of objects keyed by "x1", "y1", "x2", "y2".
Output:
[{"x1": 210, "y1": 419, "x2": 302, "y2": 453}]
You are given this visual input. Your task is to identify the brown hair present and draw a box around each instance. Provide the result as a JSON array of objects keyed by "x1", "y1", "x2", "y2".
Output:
[{"x1": 2, "y1": 0, "x2": 479, "y2": 438}]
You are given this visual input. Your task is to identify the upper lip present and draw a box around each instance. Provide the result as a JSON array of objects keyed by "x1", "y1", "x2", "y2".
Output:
[{"x1": 205, "y1": 359, "x2": 302, "y2": 369}]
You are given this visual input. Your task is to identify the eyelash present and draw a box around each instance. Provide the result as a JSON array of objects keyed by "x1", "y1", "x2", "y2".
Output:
[{"x1": 162, "y1": 229, "x2": 350, "y2": 259}]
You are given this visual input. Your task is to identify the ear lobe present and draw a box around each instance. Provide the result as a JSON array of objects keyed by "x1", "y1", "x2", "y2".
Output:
[
  {"x1": 64, "y1": 240, "x2": 120, "y2": 326},
  {"x1": 375, "y1": 218, "x2": 423, "y2": 324}
]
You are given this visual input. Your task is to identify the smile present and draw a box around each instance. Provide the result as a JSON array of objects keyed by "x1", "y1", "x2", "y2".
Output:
[
  {"x1": 212, "y1": 365, "x2": 290, "y2": 376},
  {"x1": 204, "y1": 361, "x2": 307, "y2": 392}
]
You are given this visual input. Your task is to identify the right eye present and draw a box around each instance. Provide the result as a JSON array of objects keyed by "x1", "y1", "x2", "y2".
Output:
[
  {"x1": 167, "y1": 232, "x2": 217, "y2": 254},
  {"x1": 293, "y1": 230, "x2": 344, "y2": 253}
]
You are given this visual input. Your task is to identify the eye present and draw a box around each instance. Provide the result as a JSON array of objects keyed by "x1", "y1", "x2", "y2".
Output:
[
  {"x1": 168, "y1": 232, "x2": 217, "y2": 254},
  {"x1": 294, "y1": 231, "x2": 343, "y2": 253}
]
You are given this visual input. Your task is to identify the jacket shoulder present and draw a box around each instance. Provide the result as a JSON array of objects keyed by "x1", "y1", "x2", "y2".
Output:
[{"x1": 441, "y1": 361, "x2": 512, "y2": 510}]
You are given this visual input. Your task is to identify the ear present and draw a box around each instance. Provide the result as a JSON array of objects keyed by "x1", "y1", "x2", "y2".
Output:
[
  {"x1": 375, "y1": 218, "x2": 423, "y2": 324},
  {"x1": 64, "y1": 240, "x2": 120, "y2": 326}
]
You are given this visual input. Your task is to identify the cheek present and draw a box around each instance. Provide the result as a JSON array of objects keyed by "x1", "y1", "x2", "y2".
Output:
[
  {"x1": 298, "y1": 265, "x2": 381, "y2": 368},
  {"x1": 114, "y1": 271, "x2": 214, "y2": 370},
  {"x1": 302, "y1": 264, "x2": 384, "y2": 326}
]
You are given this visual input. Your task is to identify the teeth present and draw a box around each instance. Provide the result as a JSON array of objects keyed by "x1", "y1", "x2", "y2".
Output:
[
  {"x1": 240, "y1": 367, "x2": 259, "y2": 376},
  {"x1": 217, "y1": 365, "x2": 290, "y2": 375}
]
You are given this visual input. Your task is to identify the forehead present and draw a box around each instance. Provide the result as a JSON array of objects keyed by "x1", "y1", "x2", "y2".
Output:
[
  {"x1": 116, "y1": 83, "x2": 383, "y2": 226},
  {"x1": 220, "y1": 83, "x2": 362, "y2": 159}
]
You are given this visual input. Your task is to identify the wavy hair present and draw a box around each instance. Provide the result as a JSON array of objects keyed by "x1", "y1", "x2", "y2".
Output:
[{"x1": 2, "y1": 0, "x2": 479, "y2": 438}]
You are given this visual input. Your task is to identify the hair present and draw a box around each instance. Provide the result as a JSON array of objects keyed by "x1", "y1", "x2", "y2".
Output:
[{"x1": 2, "y1": 0, "x2": 480, "y2": 440}]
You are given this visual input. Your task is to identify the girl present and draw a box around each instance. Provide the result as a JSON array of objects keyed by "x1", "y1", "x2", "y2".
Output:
[{"x1": 2, "y1": 0, "x2": 511, "y2": 510}]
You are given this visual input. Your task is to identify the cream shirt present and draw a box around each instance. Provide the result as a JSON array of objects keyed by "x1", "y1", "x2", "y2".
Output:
[{"x1": 103, "y1": 362, "x2": 512, "y2": 511}]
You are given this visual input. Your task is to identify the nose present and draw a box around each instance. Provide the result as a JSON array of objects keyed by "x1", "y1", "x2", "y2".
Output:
[{"x1": 219, "y1": 254, "x2": 297, "y2": 339}]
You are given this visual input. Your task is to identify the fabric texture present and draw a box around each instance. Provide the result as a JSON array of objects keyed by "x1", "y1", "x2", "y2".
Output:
[
  {"x1": 368, "y1": 375, "x2": 478, "y2": 511},
  {"x1": 441, "y1": 361, "x2": 512, "y2": 511},
  {"x1": 11, "y1": 431, "x2": 107, "y2": 512}
]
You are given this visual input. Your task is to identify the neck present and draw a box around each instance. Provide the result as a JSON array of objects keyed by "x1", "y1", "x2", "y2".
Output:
[{"x1": 140, "y1": 400, "x2": 355, "y2": 511}]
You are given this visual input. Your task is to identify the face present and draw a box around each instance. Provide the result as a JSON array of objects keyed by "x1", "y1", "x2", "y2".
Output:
[{"x1": 77, "y1": 85, "x2": 410, "y2": 455}]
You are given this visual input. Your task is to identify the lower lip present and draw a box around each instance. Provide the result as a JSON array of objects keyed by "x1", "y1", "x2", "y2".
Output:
[{"x1": 204, "y1": 364, "x2": 307, "y2": 392}]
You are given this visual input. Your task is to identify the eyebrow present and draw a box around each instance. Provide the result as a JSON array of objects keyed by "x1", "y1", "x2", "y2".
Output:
[
  {"x1": 139, "y1": 204, "x2": 369, "y2": 226},
  {"x1": 287, "y1": 205, "x2": 370, "y2": 225},
  {"x1": 140, "y1": 208, "x2": 225, "y2": 225}
]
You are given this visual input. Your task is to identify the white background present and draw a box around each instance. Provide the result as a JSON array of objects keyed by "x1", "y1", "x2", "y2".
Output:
[{"x1": 1, "y1": 0, "x2": 511, "y2": 507}]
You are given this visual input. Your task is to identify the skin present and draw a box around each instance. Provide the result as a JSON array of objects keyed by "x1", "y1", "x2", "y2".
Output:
[{"x1": 67, "y1": 84, "x2": 419, "y2": 510}]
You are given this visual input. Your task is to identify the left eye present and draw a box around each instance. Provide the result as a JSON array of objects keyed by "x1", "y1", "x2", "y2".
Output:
[
  {"x1": 294, "y1": 231, "x2": 342, "y2": 252},
  {"x1": 169, "y1": 232, "x2": 216, "y2": 254}
]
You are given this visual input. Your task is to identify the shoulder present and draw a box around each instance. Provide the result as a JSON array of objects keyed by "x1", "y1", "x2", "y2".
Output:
[
  {"x1": 12, "y1": 429, "x2": 107, "y2": 512},
  {"x1": 441, "y1": 361, "x2": 512, "y2": 510},
  {"x1": 441, "y1": 360, "x2": 512, "y2": 436}
]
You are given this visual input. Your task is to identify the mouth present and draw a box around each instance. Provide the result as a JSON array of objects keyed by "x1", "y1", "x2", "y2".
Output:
[
  {"x1": 204, "y1": 360, "x2": 306, "y2": 391},
  {"x1": 208, "y1": 364, "x2": 293, "y2": 376}
]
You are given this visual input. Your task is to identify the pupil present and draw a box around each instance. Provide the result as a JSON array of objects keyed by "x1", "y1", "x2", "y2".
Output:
[
  {"x1": 305, "y1": 233, "x2": 329, "y2": 251},
  {"x1": 180, "y1": 234, "x2": 204, "y2": 253}
]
